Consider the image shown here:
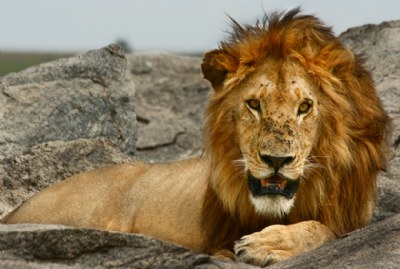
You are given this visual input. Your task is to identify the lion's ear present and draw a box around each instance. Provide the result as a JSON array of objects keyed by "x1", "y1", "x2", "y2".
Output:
[
  {"x1": 318, "y1": 45, "x2": 356, "y2": 77},
  {"x1": 201, "y1": 49, "x2": 236, "y2": 90}
]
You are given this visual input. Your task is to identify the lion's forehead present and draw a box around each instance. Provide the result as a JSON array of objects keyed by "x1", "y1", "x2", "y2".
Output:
[{"x1": 248, "y1": 74, "x2": 312, "y2": 100}]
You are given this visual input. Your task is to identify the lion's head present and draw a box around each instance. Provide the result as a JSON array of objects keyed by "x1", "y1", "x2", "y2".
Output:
[{"x1": 201, "y1": 8, "x2": 389, "y2": 251}]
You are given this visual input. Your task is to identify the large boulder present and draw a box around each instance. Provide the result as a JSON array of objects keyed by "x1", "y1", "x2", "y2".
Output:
[
  {"x1": 0, "y1": 44, "x2": 137, "y2": 158},
  {"x1": 340, "y1": 20, "x2": 400, "y2": 221},
  {"x1": 268, "y1": 214, "x2": 400, "y2": 269},
  {"x1": 0, "y1": 224, "x2": 255, "y2": 269},
  {"x1": 0, "y1": 215, "x2": 397, "y2": 269}
]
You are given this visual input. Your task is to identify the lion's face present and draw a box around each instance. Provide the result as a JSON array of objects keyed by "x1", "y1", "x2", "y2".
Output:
[{"x1": 233, "y1": 60, "x2": 320, "y2": 216}]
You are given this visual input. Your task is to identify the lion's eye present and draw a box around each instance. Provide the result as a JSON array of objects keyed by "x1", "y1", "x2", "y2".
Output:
[
  {"x1": 246, "y1": 99, "x2": 261, "y2": 112},
  {"x1": 298, "y1": 100, "x2": 313, "y2": 115}
]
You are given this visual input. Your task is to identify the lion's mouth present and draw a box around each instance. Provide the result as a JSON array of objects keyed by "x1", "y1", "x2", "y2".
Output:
[{"x1": 247, "y1": 173, "x2": 299, "y2": 199}]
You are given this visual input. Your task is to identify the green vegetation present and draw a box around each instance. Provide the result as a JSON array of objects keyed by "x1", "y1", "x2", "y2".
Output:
[{"x1": 0, "y1": 52, "x2": 73, "y2": 76}]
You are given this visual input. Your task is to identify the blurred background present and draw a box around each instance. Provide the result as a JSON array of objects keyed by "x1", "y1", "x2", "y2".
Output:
[{"x1": 0, "y1": 0, "x2": 398, "y2": 75}]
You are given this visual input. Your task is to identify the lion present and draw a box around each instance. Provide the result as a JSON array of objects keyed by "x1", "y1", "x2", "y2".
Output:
[{"x1": 1, "y1": 9, "x2": 389, "y2": 266}]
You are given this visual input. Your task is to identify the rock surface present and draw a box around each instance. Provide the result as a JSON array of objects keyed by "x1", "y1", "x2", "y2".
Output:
[
  {"x1": 340, "y1": 20, "x2": 400, "y2": 221},
  {"x1": 0, "y1": 44, "x2": 137, "y2": 158},
  {"x1": 128, "y1": 53, "x2": 211, "y2": 162},
  {"x1": 0, "y1": 224, "x2": 255, "y2": 269},
  {"x1": 268, "y1": 214, "x2": 400, "y2": 269},
  {"x1": 0, "y1": 216, "x2": 397, "y2": 269}
]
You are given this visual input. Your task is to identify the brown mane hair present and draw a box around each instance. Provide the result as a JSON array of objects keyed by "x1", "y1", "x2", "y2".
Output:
[{"x1": 200, "y1": 8, "x2": 389, "y2": 253}]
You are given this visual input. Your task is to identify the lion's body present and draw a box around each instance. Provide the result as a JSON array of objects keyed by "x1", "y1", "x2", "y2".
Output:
[
  {"x1": 3, "y1": 158, "x2": 209, "y2": 251},
  {"x1": 2, "y1": 9, "x2": 389, "y2": 266}
]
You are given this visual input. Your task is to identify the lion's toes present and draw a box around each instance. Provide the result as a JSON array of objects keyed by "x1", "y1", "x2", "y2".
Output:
[
  {"x1": 234, "y1": 236, "x2": 291, "y2": 266},
  {"x1": 235, "y1": 247, "x2": 290, "y2": 266}
]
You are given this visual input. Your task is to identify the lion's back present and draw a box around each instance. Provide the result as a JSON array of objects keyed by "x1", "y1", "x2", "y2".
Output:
[{"x1": 1, "y1": 162, "x2": 149, "y2": 230}]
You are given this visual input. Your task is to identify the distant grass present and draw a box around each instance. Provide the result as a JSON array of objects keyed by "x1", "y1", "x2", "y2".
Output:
[{"x1": 0, "y1": 52, "x2": 73, "y2": 76}]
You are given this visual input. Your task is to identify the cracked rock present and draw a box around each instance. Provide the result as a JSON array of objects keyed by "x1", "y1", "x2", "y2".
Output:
[
  {"x1": 128, "y1": 53, "x2": 211, "y2": 162},
  {"x1": 0, "y1": 44, "x2": 137, "y2": 158}
]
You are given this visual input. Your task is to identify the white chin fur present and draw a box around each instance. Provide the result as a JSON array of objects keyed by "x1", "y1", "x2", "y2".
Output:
[{"x1": 250, "y1": 194, "x2": 295, "y2": 218}]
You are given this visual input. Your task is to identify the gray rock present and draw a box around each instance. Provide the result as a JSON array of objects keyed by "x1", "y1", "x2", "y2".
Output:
[
  {"x1": 0, "y1": 215, "x2": 397, "y2": 269},
  {"x1": 0, "y1": 223, "x2": 255, "y2": 269},
  {"x1": 0, "y1": 44, "x2": 137, "y2": 158},
  {"x1": 268, "y1": 214, "x2": 400, "y2": 269},
  {"x1": 0, "y1": 138, "x2": 133, "y2": 218},
  {"x1": 128, "y1": 53, "x2": 211, "y2": 162},
  {"x1": 340, "y1": 21, "x2": 400, "y2": 221}
]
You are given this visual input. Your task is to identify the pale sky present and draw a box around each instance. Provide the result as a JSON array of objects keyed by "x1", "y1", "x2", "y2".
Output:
[{"x1": 1, "y1": 0, "x2": 399, "y2": 53}]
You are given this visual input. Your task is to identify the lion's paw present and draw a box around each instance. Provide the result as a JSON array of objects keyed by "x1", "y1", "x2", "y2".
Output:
[
  {"x1": 234, "y1": 225, "x2": 293, "y2": 266},
  {"x1": 234, "y1": 221, "x2": 335, "y2": 266}
]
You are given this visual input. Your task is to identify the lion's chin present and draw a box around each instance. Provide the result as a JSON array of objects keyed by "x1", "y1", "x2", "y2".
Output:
[
  {"x1": 250, "y1": 195, "x2": 295, "y2": 218},
  {"x1": 247, "y1": 173, "x2": 299, "y2": 199}
]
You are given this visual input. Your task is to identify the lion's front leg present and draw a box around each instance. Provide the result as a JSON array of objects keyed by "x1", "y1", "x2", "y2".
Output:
[{"x1": 234, "y1": 220, "x2": 336, "y2": 266}]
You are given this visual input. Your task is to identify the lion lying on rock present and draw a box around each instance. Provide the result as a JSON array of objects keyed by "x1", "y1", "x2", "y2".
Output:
[{"x1": 2, "y1": 9, "x2": 389, "y2": 266}]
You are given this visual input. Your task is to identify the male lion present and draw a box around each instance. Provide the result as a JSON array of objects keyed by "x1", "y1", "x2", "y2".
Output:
[{"x1": 1, "y1": 9, "x2": 389, "y2": 266}]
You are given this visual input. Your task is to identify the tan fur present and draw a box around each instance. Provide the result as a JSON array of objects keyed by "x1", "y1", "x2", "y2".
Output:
[
  {"x1": 2, "y1": 159, "x2": 210, "y2": 251},
  {"x1": 1, "y1": 9, "x2": 389, "y2": 266}
]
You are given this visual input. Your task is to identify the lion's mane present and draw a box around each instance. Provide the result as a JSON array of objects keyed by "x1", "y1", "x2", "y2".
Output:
[{"x1": 201, "y1": 8, "x2": 389, "y2": 253}]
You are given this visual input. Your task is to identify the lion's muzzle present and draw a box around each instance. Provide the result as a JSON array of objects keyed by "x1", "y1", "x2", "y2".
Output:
[
  {"x1": 247, "y1": 173, "x2": 299, "y2": 199},
  {"x1": 259, "y1": 154, "x2": 295, "y2": 173}
]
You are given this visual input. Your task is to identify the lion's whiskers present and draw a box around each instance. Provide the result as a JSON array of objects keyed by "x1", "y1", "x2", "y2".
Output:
[
  {"x1": 306, "y1": 155, "x2": 329, "y2": 162},
  {"x1": 301, "y1": 156, "x2": 327, "y2": 178},
  {"x1": 232, "y1": 159, "x2": 246, "y2": 168}
]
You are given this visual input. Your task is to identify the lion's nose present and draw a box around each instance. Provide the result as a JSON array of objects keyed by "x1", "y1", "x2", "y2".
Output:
[{"x1": 259, "y1": 154, "x2": 295, "y2": 172}]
